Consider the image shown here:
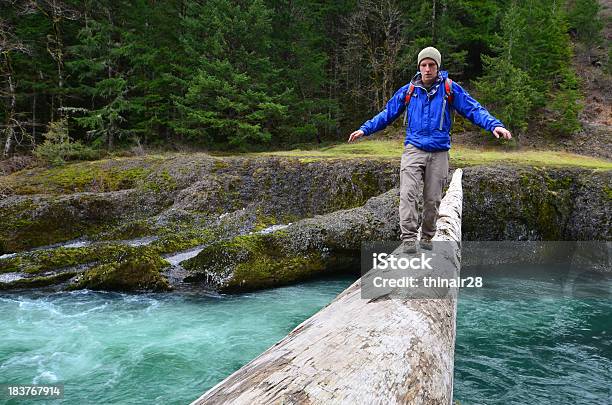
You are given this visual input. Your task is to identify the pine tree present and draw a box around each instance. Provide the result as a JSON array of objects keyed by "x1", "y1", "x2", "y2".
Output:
[
  {"x1": 476, "y1": 0, "x2": 581, "y2": 137},
  {"x1": 567, "y1": 0, "x2": 604, "y2": 62},
  {"x1": 173, "y1": 0, "x2": 288, "y2": 148},
  {"x1": 66, "y1": 2, "x2": 132, "y2": 149},
  {"x1": 475, "y1": 55, "x2": 536, "y2": 134}
]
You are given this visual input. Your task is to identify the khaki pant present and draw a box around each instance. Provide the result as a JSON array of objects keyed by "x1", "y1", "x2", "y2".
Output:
[{"x1": 400, "y1": 143, "x2": 449, "y2": 241}]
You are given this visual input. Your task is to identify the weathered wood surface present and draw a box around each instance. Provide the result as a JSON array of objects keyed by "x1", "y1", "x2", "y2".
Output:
[{"x1": 192, "y1": 169, "x2": 463, "y2": 405}]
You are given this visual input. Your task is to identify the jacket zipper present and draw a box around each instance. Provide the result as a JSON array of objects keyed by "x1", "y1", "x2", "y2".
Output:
[{"x1": 439, "y1": 98, "x2": 446, "y2": 130}]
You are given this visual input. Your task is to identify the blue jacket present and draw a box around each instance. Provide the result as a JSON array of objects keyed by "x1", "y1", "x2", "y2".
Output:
[{"x1": 359, "y1": 70, "x2": 504, "y2": 152}]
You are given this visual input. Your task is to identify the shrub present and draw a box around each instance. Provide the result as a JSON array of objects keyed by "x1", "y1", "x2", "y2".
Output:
[
  {"x1": 546, "y1": 70, "x2": 583, "y2": 136},
  {"x1": 34, "y1": 119, "x2": 100, "y2": 165}
]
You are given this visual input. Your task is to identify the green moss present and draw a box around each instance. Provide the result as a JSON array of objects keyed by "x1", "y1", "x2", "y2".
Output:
[
  {"x1": 279, "y1": 213, "x2": 300, "y2": 225},
  {"x1": 0, "y1": 219, "x2": 220, "y2": 289},
  {"x1": 517, "y1": 170, "x2": 575, "y2": 239},
  {"x1": 0, "y1": 198, "x2": 87, "y2": 252},
  {"x1": 297, "y1": 157, "x2": 321, "y2": 164},
  {"x1": 143, "y1": 169, "x2": 177, "y2": 192},
  {"x1": 19, "y1": 247, "x2": 90, "y2": 274},
  {"x1": 0, "y1": 184, "x2": 160, "y2": 252},
  {"x1": 604, "y1": 186, "x2": 612, "y2": 201},
  {"x1": 68, "y1": 246, "x2": 170, "y2": 292},
  {"x1": 228, "y1": 252, "x2": 325, "y2": 293},
  {"x1": 1, "y1": 162, "x2": 152, "y2": 195},
  {"x1": 17, "y1": 245, "x2": 103, "y2": 274},
  {"x1": 543, "y1": 170, "x2": 575, "y2": 190},
  {"x1": 211, "y1": 159, "x2": 229, "y2": 172},
  {"x1": 351, "y1": 170, "x2": 380, "y2": 197},
  {"x1": 7, "y1": 224, "x2": 215, "y2": 275},
  {"x1": 94, "y1": 219, "x2": 156, "y2": 241},
  {"x1": 4, "y1": 242, "x2": 164, "y2": 276},
  {"x1": 328, "y1": 170, "x2": 382, "y2": 211},
  {"x1": 151, "y1": 229, "x2": 215, "y2": 254},
  {"x1": 253, "y1": 208, "x2": 277, "y2": 232},
  {"x1": 0, "y1": 256, "x2": 22, "y2": 273}
]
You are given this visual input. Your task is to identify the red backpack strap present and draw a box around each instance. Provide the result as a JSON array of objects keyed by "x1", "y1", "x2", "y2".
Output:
[
  {"x1": 444, "y1": 78, "x2": 454, "y2": 103},
  {"x1": 403, "y1": 84, "x2": 415, "y2": 126},
  {"x1": 404, "y1": 84, "x2": 415, "y2": 105}
]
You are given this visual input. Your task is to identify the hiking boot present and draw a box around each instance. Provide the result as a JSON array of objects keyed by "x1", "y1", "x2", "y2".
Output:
[
  {"x1": 401, "y1": 240, "x2": 417, "y2": 254},
  {"x1": 420, "y1": 238, "x2": 433, "y2": 251}
]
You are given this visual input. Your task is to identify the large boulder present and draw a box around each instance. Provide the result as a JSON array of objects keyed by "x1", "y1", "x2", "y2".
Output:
[
  {"x1": 68, "y1": 246, "x2": 170, "y2": 292},
  {"x1": 0, "y1": 190, "x2": 171, "y2": 253},
  {"x1": 0, "y1": 155, "x2": 399, "y2": 254},
  {"x1": 182, "y1": 189, "x2": 400, "y2": 292},
  {"x1": 462, "y1": 165, "x2": 611, "y2": 240}
]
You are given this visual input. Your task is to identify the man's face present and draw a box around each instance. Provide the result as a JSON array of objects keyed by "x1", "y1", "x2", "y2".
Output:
[{"x1": 419, "y1": 58, "x2": 438, "y2": 85}]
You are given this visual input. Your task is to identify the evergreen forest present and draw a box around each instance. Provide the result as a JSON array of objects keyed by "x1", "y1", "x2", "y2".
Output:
[{"x1": 0, "y1": 0, "x2": 607, "y2": 159}]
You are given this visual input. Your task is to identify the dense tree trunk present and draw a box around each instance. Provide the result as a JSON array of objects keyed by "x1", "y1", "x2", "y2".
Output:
[
  {"x1": 1, "y1": 15, "x2": 29, "y2": 157},
  {"x1": 3, "y1": 68, "x2": 16, "y2": 157},
  {"x1": 432, "y1": 0, "x2": 437, "y2": 43}
]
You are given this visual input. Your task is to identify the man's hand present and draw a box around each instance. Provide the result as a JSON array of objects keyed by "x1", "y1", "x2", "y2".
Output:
[
  {"x1": 348, "y1": 130, "x2": 365, "y2": 143},
  {"x1": 493, "y1": 127, "x2": 512, "y2": 140}
]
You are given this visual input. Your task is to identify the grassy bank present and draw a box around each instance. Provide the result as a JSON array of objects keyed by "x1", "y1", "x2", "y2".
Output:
[{"x1": 257, "y1": 140, "x2": 612, "y2": 170}]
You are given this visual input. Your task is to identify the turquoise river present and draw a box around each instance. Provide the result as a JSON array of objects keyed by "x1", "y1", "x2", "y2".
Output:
[{"x1": 1, "y1": 272, "x2": 610, "y2": 404}]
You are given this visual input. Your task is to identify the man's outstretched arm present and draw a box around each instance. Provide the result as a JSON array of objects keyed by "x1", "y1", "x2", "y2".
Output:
[
  {"x1": 451, "y1": 82, "x2": 512, "y2": 140},
  {"x1": 348, "y1": 85, "x2": 409, "y2": 142}
]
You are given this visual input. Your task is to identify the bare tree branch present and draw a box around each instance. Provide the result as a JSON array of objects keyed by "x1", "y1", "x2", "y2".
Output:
[{"x1": 341, "y1": 0, "x2": 406, "y2": 111}]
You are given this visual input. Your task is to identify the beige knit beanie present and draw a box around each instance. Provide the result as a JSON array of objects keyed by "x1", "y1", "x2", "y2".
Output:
[{"x1": 417, "y1": 47, "x2": 442, "y2": 68}]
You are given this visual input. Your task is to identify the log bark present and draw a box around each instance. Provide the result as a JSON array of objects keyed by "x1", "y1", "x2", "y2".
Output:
[{"x1": 192, "y1": 169, "x2": 463, "y2": 405}]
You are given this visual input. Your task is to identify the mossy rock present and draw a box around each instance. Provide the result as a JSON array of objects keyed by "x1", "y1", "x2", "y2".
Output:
[
  {"x1": 0, "y1": 272, "x2": 76, "y2": 290},
  {"x1": 253, "y1": 208, "x2": 278, "y2": 232},
  {"x1": 462, "y1": 165, "x2": 611, "y2": 240},
  {"x1": 517, "y1": 168, "x2": 574, "y2": 240},
  {"x1": 13, "y1": 247, "x2": 87, "y2": 275},
  {"x1": 0, "y1": 187, "x2": 172, "y2": 252},
  {"x1": 0, "y1": 237, "x2": 8, "y2": 255},
  {"x1": 183, "y1": 232, "x2": 326, "y2": 293},
  {"x1": 69, "y1": 247, "x2": 170, "y2": 292},
  {"x1": 142, "y1": 169, "x2": 178, "y2": 193},
  {"x1": 2, "y1": 225, "x2": 217, "y2": 280},
  {"x1": 94, "y1": 219, "x2": 157, "y2": 241},
  {"x1": 150, "y1": 229, "x2": 215, "y2": 254},
  {"x1": 3, "y1": 243, "x2": 142, "y2": 275},
  {"x1": 0, "y1": 162, "x2": 153, "y2": 195},
  {"x1": 0, "y1": 198, "x2": 81, "y2": 251},
  {"x1": 0, "y1": 256, "x2": 21, "y2": 273},
  {"x1": 182, "y1": 188, "x2": 400, "y2": 292}
]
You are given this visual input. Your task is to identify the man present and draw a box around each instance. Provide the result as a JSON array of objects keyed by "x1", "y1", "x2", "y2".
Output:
[{"x1": 348, "y1": 47, "x2": 512, "y2": 253}]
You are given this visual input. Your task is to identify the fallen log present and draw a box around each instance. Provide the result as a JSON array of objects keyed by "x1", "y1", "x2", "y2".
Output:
[{"x1": 191, "y1": 169, "x2": 463, "y2": 405}]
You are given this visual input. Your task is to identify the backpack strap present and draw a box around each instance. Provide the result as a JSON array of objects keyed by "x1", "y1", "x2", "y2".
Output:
[
  {"x1": 403, "y1": 84, "x2": 415, "y2": 126},
  {"x1": 444, "y1": 78, "x2": 454, "y2": 103},
  {"x1": 404, "y1": 84, "x2": 415, "y2": 106}
]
